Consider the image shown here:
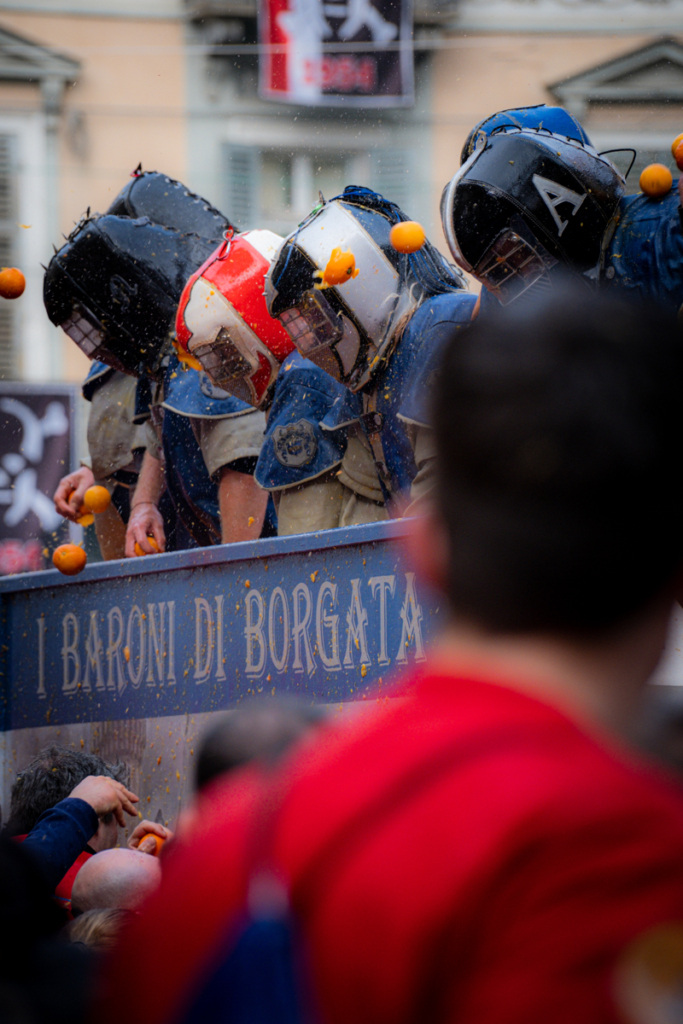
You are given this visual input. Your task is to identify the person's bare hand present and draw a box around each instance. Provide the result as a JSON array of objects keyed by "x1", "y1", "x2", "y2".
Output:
[
  {"x1": 125, "y1": 502, "x2": 165, "y2": 558},
  {"x1": 53, "y1": 467, "x2": 94, "y2": 522},
  {"x1": 128, "y1": 819, "x2": 174, "y2": 855},
  {"x1": 69, "y1": 775, "x2": 139, "y2": 829}
]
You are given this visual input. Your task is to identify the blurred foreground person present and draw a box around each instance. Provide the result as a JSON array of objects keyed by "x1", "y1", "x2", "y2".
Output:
[
  {"x1": 0, "y1": 835, "x2": 92, "y2": 1024},
  {"x1": 101, "y1": 287, "x2": 683, "y2": 1024}
]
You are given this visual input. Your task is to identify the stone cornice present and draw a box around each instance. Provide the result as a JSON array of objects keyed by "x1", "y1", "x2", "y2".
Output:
[{"x1": 449, "y1": 0, "x2": 683, "y2": 34}]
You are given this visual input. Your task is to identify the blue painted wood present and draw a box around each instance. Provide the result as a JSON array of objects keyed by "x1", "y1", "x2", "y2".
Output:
[{"x1": 0, "y1": 521, "x2": 444, "y2": 732}]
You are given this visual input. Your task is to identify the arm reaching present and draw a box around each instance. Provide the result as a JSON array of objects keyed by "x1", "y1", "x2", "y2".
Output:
[
  {"x1": 218, "y1": 467, "x2": 268, "y2": 544},
  {"x1": 53, "y1": 466, "x2": 95, "y2": 522},
  {"x1": 125, "y1": 450, "x2": 166, "y2": 557}
]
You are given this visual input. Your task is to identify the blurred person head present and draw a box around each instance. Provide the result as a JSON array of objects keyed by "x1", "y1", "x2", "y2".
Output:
[
  {"x1": 196, "y1": 698, "x2": 327, "y2": 791},
  {"x1": 71, "y1": 848, "x2": 161, "y2": 915},
  {"x1": 6, "y1": 745, "x2": 128, "y2": 850},
  {"x1": 426, "y1": 283, "x2": 683, "y2": 645},
  {"x1": 64, "y1": 907, "x2": 134, "y2": 951}
]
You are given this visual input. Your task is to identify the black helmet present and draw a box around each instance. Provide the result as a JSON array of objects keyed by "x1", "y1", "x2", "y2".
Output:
[
  {"x1": 43, "y1": 215, "x2": 222, "y2": 380},
  {"x1": 441, "y1": 128, "x2": 625, "y2": 304},
  {"x1": 106, "y1": 170, "x2": 232, "y2": 241}
]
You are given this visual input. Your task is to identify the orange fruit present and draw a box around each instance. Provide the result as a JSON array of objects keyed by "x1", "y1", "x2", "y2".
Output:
[
  {"x1": 317, "y1": 247, "x2": 359, "y2": 287},
  {"x1": 390, "y1": 221, "x2": 426, "y2": 254},
  {"x1": 76, "y1": 505, "x2": 94, "y2": 527},
  {"x1": 53, "y1": 544, "x2": 87, "y2": 576},
  {"x1": 671, "y1": 134, "x2": 683, "y2": 158},
  {"x1": 0, "y1": 267, "x2": 25, "y2": 299},
  {"x1": 674, "y1": 143, "x2": 683, "y2": 173},
  {"x1": 83, "y1": 485, "x2": 111, "y2": 514},
  {"x1": 640, "y1": 163, "x2": 673, "y2": 198},
  {"x1": 134, "y1": 536, "x2": 160, "y2": 557},
  {"x1": 172, "y1": 338, "x2": 203, "y2": 372},
  {"x1": 138, "y1": 833, "x2": 165, "y2": 856}
]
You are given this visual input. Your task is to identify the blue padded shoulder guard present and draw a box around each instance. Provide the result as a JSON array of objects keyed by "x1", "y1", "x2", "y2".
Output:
[
  {"x1": 361, "y1": 290, "x2": 475, "y2": 497},
  {"x1": 605, "y1": 187, "x2": 683, "y2": 312},
  {"x1": 255, "y1": 354, "x2": 361, "y2": 492},
  {"x1": 162, "y1": 355, "x2": 257, "y2": 420},
  {"x1": 394, "y1": 291, "x2": 478, "y2": 432}
]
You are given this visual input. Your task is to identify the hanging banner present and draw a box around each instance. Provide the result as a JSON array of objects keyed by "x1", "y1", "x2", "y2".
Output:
[
  {"x1": 259, "y1": 0, "x2": 414, "y2": 107},
  {"x1": 0, "y1": 383, "x2": 75, "y2": 575}
]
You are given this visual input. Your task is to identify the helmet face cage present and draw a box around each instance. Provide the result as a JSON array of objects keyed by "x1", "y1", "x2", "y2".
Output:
[
  {"x1": 265, "y1": 200, "x2": 417, "y2": 391},
  {"x1": 175, "y1": 231, "x2": 293, "y2": 409},
  {"x1": 441, "y1": 128, "x2": 625, "y2": 303},
  {"x1": 59, "y1": 302, "x2": 131, "y2": 375},
  {"x1": 473, "y1": 217, "x2": 559, "y2": 304}
]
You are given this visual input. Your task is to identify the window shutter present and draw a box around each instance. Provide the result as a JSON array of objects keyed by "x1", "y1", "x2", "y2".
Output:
[
  {"x1": 223, "y1": 144, "x2": 260, "y2": 230},
  {"x1": 369, "y1": 148, "x2": 413, "y2": 217}
]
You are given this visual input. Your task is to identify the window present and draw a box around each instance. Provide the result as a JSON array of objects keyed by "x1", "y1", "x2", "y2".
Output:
[{"x1": 224, "y1": 143, "x2": 414, "y2": 233}]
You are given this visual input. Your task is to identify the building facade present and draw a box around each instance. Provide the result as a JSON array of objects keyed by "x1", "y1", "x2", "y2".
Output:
[
  {"x1": 0, "y1": 0, "x2": 185, "y2": 382},
  {"x1": 432, "y1": 2, "x2": 683, "y2": 236}
]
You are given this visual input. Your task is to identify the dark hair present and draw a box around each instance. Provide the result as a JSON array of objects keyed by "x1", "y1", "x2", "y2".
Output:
[
  {"x1": 5, "y1": 746, "x2": 128, "y2": 837},
  {"x1": 433, "y1": 283, "x2": 683, "y2": 635},
  {"x1": 196, "y1": 699, "x2": 326, "y2": 791}
]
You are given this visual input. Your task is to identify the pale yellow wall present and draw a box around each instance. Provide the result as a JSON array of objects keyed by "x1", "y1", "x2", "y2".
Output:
[
  {"x1": 0, "y1": 11, "x2": 187, "y2": 379},
  {"x1": 431, "y1": 32, "x2": 654, "y2": 250},
  {"x1": 0, "y1": 81, "x2": 42, "y2": 112}
]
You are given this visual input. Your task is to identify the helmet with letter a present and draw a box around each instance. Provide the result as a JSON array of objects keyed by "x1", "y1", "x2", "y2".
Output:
[
  {"x1": 264, "y1": 186, "x2": 466, "y2": 392},
  {"x1": 175, "y1": 229, "x2": 295, "y2": 409},
  {"x1": 441, "y1": 111, "x2": 625, "y2": 304}
]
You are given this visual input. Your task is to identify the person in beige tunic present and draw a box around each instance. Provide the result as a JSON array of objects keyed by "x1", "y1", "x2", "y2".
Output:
[{"x1": 53, "y1": 366, "x2": 146, "y2": 560}]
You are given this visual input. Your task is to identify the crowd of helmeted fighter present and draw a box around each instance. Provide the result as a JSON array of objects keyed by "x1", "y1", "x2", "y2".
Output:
[{"x1": 34, "y1": 103, "x2": 683, "y2": 571}]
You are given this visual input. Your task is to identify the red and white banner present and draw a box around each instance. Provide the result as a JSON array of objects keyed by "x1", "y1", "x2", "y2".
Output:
[{"x1": 259, "y1": 0, "x2": 413, "y2": 107}]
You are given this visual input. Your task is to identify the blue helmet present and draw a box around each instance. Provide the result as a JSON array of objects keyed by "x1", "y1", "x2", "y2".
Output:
[{"x1": 460, "y1": 105, "x2": 593, "y2": 164}]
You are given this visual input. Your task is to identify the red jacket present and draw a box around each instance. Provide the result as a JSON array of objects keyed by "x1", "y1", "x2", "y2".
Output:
[{"x1": 103, "y1": 668, "x2": 683, "y2": 1024}]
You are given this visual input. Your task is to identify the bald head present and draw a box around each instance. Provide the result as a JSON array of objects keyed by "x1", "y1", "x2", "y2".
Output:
[{"x1": 72, "y1": 848, "x2": 161, "y2": 915}]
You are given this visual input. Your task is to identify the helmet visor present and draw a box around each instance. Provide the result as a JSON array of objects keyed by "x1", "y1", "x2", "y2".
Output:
[
  {"x1": 61, "y1": 305, "x2": 106, "y2": 358},
  {"x1": 193, "y1": 328, "x2": 257, "y2": 384},
  {"x1": 279, "y1": 289, "x2": 343, "y2": 357},
  {"x1": 474, "y1": 225, "x2": 557, "y2": 304},
  {"x1": 60, "y1": 304, "x2": 130, "y2": 376}
]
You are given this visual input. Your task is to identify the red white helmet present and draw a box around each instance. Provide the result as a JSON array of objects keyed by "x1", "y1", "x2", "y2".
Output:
[{"x1": 175, "y1": 229, "x2": 295, "y2": 408}]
